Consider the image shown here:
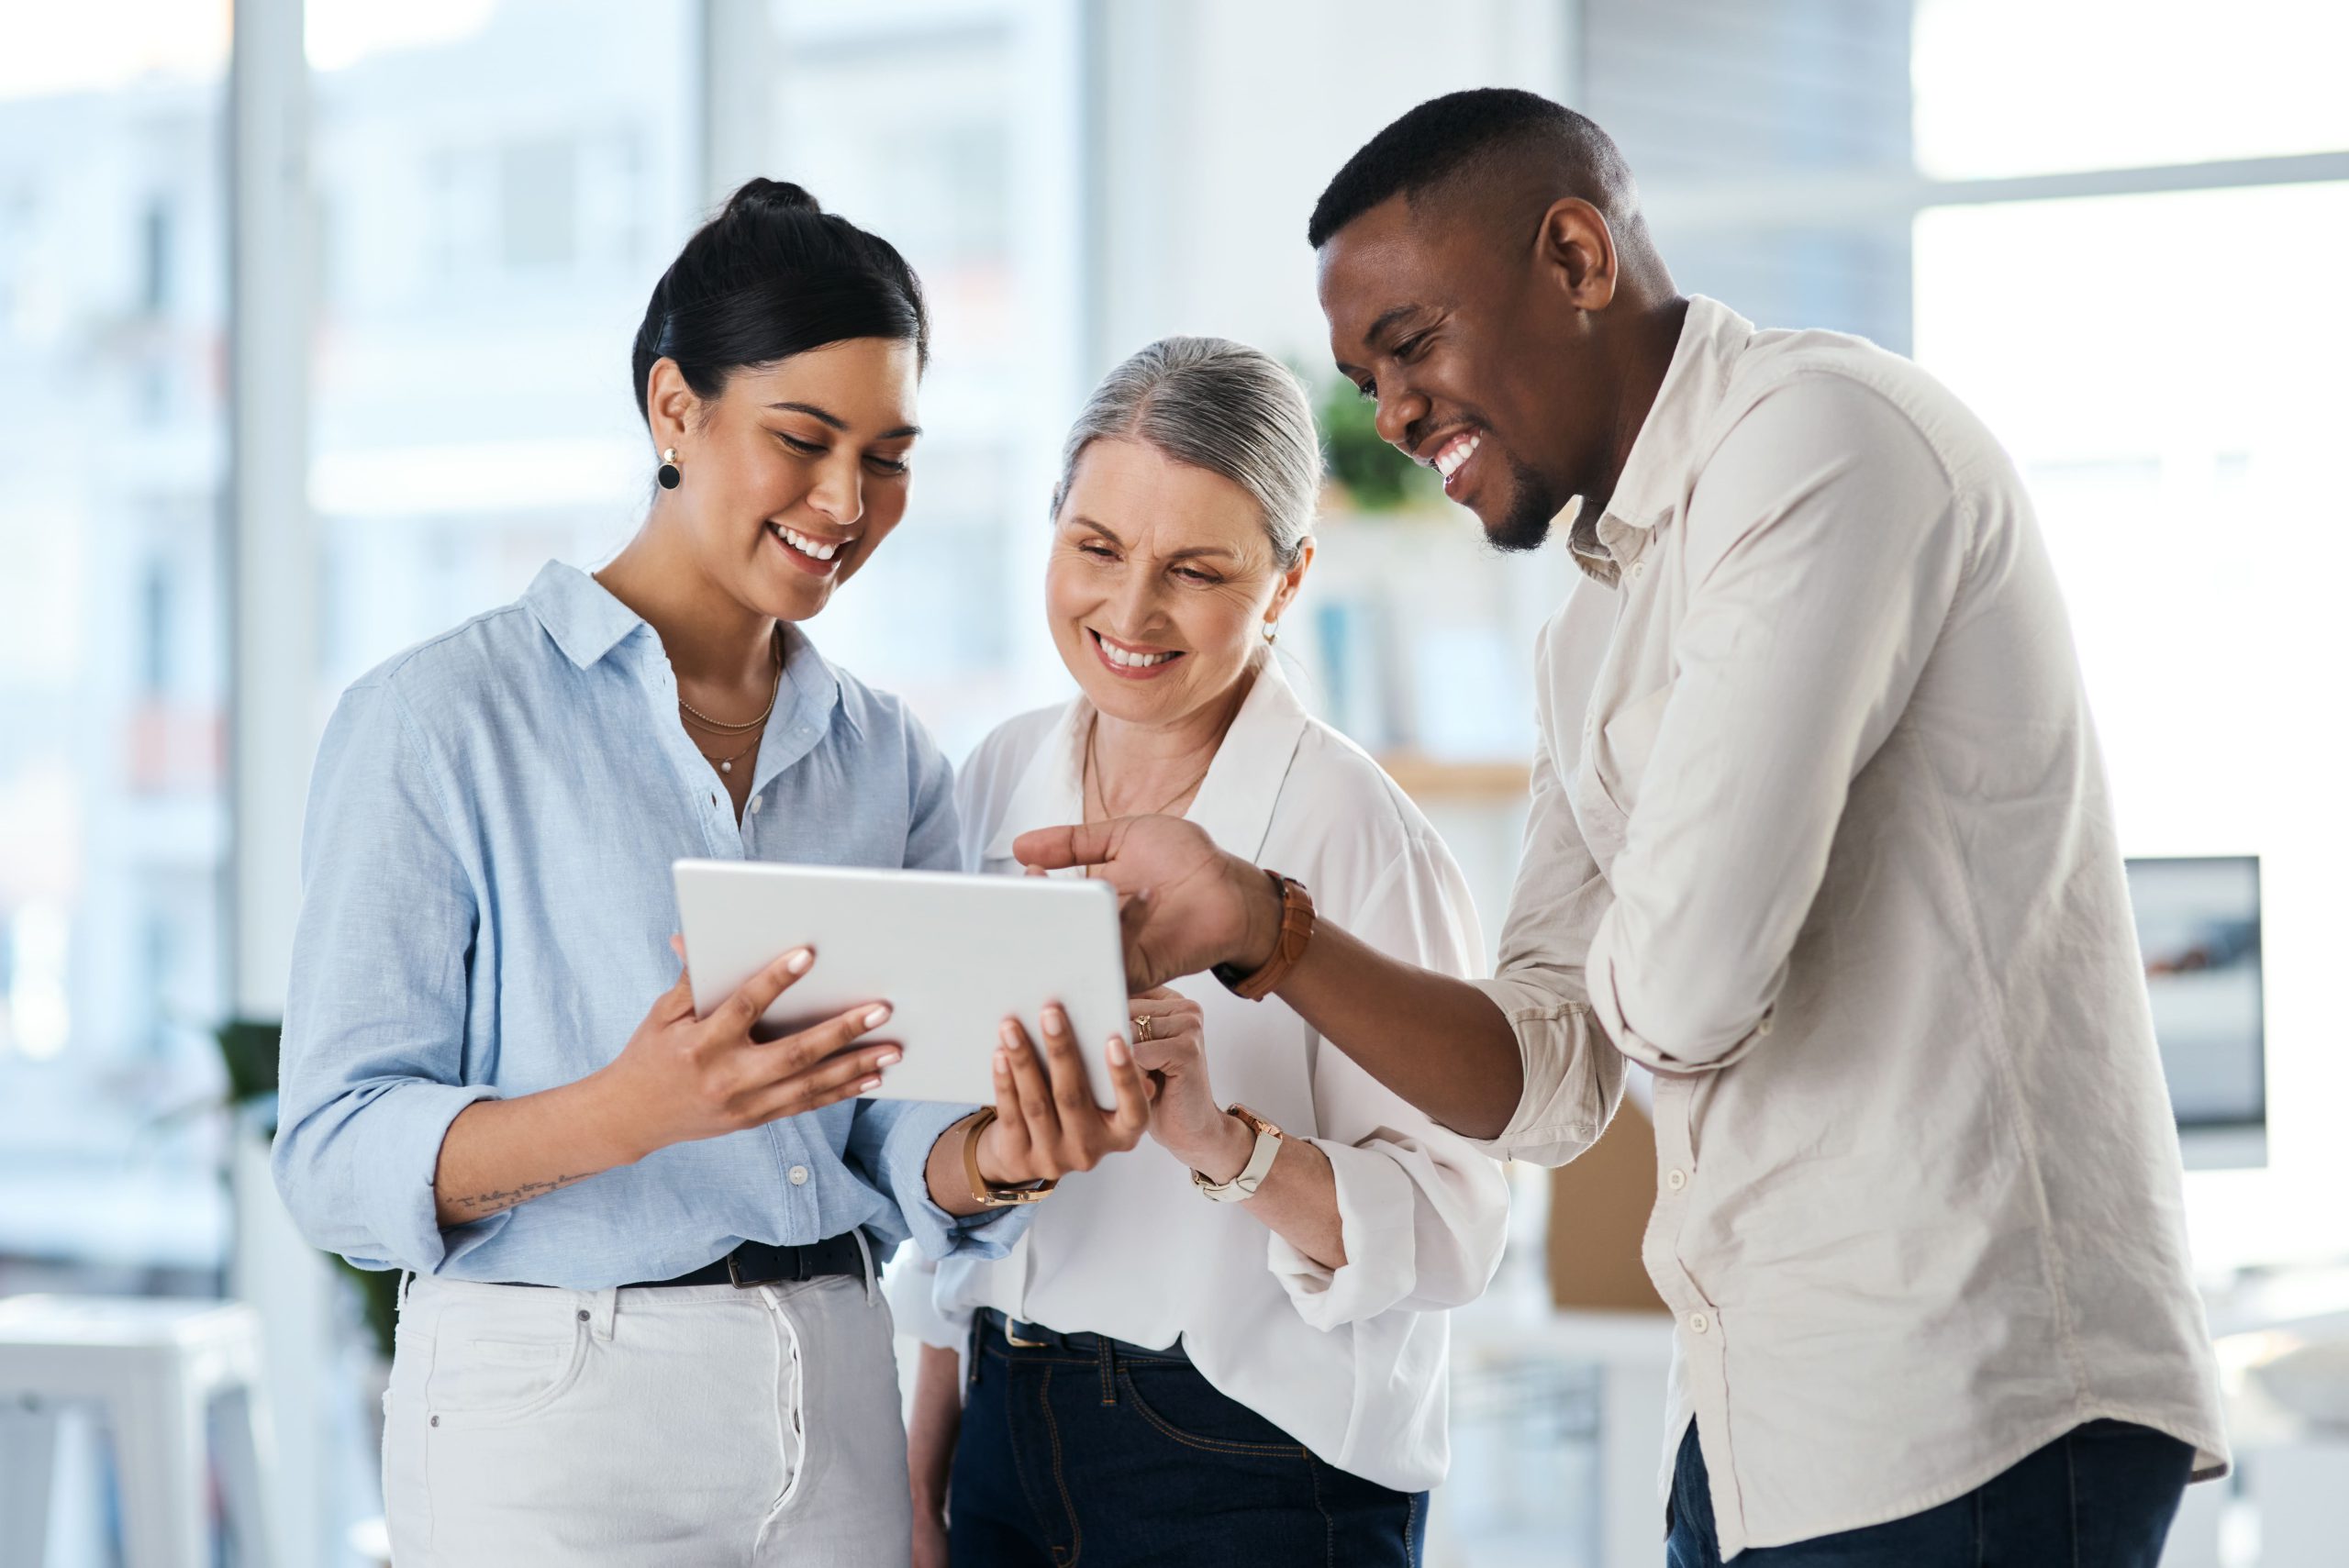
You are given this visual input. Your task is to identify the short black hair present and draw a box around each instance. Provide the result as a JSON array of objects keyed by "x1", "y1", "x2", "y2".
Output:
[
  {"x1": 1307, "y1": 87, "x2": 1631, "y2": 250},
  {"x1": 630, "y1": 178, "x2": 929, "y2": 423}
]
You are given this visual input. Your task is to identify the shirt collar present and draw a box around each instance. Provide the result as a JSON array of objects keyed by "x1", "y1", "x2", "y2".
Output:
[
  {"x1": 1566, "y1": 294, "x2": 1755, "y2": 584},
  {"x1": 524, "y1": 559, "x2": 643, "y2": 668},
  {"x1": 982, "y1": 658, "x2": 1313, "y2": 866},
  {"x1": 521, "y1": 558, "x2": 858, "y2": 742}
]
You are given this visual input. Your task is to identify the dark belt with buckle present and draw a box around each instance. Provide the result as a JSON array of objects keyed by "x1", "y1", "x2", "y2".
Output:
[
  {"x1": 662, "y1": 1229, "x2": 864, "y2": 1296},
  {"x1": 632, "y1": 1233, "x2": 867, "y2": 1291},
  {"x1": 491, "y1": 1233, "x2": 867, "y2": 1291}
]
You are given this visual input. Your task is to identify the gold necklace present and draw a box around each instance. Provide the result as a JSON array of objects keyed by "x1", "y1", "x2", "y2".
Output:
[
  {"x1": 696, "y1": 729, "x2": 762, "y2": 776},
  {"x1": 1084, "y1": 716, "x2": 1215, "y2": 822},
  {"x1": 678, "y1": 628, "x2": 784, "y2": 734}
]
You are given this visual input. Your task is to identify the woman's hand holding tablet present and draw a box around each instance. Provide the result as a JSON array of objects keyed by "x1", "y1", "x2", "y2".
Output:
[
  {"x1": 965, "y1": 1003, "x2": 1153, "y2": 1195},
  {"x1": 597, "y1": 938, "x2": 907, "y2": 1157}
]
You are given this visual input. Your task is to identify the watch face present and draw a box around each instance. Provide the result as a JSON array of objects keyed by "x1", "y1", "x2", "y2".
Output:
[{"x1": 1228, "y1": 1102, "x2": 1281, "y2": 1140}]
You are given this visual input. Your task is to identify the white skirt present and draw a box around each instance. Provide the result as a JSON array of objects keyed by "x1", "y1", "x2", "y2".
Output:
[{"x1": 383, "y1": 1269, "x2": 911, "y2": 1566}]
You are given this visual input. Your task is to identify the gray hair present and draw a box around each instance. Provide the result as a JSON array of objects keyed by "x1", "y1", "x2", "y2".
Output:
[{"x1": 1051, "y1": 336, "x2": 1320, "y2": 569}]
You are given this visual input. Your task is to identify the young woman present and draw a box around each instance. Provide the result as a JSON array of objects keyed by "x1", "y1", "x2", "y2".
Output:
[
  {"x1": 896, "y1": 339, "x2": 1510, "y2": 1567},
  {"x1": 272, "y1": 180, "x2": 1148, "y2": 1567}
]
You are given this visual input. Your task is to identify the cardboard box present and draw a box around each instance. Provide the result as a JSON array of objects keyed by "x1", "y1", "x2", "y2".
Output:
[{"x1": 1546, "y1": 1099, "x2": 1669, "y2": 1314}]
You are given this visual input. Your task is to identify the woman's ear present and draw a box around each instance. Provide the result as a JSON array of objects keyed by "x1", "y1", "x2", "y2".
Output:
[
  {"x1": 1268, "y1": 535, "x2": 1316, "y2": 623},
  {"x1": 645, "y1": 357, "x2": 699, "y2": 455}
]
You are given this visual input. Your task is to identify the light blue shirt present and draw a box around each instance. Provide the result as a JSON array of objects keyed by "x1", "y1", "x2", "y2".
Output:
[{"x1": 273, "y1": 561, "x2": 1018, "y2": 1287}]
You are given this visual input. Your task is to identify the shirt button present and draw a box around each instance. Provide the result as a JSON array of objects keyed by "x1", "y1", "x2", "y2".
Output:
[
  {"x1": 1631, "y1": 561, "x2": 1646, "y2": 579},
  {"x1": 787, "y1": 1165, "x2": 809, "y2": 1186},
  {"x1": 1688, "y1": 1311, "x2": 1710, "y2": 1335},
  {"x1": 750, "y1": 795, "x2": 763, "y2": 813},
  {"x1": 1757, "y1": 1016, "x2": 1775, "y2": 1037},
  {"x1": 1665, "y1": 1168, "x2": 1687, "y2": 1192}
]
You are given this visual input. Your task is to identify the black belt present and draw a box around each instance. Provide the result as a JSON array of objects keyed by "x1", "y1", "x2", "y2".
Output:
[
  {"x1": 504, "y1": 1234, "x2": 864, "y2": 1291},
  {"x1": 658, "y1": 1233, "x2": 866, "y2": 1289}
]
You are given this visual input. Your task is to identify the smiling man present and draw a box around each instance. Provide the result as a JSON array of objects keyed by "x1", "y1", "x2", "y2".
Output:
[{"x1": 1015, "y1": 89, "x2": 2228, "y2": 1564}]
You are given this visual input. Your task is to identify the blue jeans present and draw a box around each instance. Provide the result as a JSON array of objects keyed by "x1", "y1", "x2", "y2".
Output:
[
  {"x1": 949, "y1": 1311, "x2": 1426, "y2": 1568},
  {"x1": 1664, "y1": 1417, "x2": 2194, "y2": 1567}
]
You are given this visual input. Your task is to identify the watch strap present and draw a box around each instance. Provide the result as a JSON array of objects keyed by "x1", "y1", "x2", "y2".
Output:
[
  {"x1": 963, "y1": 1106, "x2": 1057, "y2": 1207},
  {"x1": 1212, "y1": 871, "x2": 1315, "y2": 1002},
  {"x1": 1193, "y1": 1105, "x2": 1283, "y2": 1203}
]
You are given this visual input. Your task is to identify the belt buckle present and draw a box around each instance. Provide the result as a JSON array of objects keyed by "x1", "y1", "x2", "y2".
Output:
[
  {"x1": 1003, "y1": 1317, "x2": 1050, "y2": 1349},
  {"x1": 726, "y1": 1244, "x2": 805, "y2": 1290}
]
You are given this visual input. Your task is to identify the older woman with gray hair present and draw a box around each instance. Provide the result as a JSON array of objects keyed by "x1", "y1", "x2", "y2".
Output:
[{"x1": 895, "y1": 337, "x2": 1508, "y2": 1567}]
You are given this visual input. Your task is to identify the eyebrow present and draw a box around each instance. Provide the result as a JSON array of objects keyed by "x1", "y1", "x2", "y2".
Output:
[
  {"x1": 1068, "y1": 517, "x2": 1236, "y2": 562},
  {"x1": 765, "y1": 400, "x2": 921, "y2": 440}
]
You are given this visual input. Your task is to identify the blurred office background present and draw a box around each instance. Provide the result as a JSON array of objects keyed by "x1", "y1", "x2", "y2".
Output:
[{"x1": 2, "y1": 1, "x2": 2345, "y2": 1563}]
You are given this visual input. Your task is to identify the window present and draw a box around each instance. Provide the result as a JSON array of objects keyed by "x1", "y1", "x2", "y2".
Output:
[
  {"x1": 0, "y1": 6, "x2": 231, "y2": 1281},
  {"x1": 306, "y1": 0, "x2": 698, "y2": 696}
]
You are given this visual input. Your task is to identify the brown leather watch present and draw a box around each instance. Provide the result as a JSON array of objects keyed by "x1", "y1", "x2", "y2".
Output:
[
  {"x1": 1212, "y1": 870, "x2": 1315, "y2": 1002},
  {"x1": 962, "y1": 1106, "x2": 1057, "y2": 1207}
]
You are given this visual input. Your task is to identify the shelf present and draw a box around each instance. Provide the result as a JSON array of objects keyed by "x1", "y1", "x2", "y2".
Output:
[{"x1": 1375, "y1": 752, "x2": 1533, "y2": 802}]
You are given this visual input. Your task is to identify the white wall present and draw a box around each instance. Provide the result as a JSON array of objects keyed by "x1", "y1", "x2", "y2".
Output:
[{"x1": 1088, "y1": 0, "x2": 1575, "y2": 374}]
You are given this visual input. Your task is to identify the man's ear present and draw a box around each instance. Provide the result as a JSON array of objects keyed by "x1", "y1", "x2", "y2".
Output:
[{"x1": 1536, "y1": 197, "x2": 1619, "y2": 312}]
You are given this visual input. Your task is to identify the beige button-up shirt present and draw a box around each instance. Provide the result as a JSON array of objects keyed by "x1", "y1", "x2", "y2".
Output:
[{"x1": 1467, "y1": 296, "x2": 2228, "y2": 1555}]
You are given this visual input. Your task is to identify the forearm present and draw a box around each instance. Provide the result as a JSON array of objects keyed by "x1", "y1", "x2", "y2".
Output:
[
  {"x1": 1189, "y1": 1113, "x2": 1346, "y2": 1270},
  {"x1": 1269, "y1": 916, "x2": 1524, "y2": 1141},
  {"x1": 907, "y1": 1342, "x2": 963, "y2": 1518},
  {"x1": 430, "y1": 1073, "x2": 646, "y2": 1229}
]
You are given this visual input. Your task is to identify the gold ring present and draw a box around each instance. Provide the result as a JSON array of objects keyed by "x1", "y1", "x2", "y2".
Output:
[{"x1": 1132, "y1": 1014, "x2": 1154, "y2": 1041}]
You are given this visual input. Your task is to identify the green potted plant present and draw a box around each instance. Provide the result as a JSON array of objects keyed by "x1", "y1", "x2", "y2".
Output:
[
  {"x1": 214, "y1": 1018, "x2": 400, "y2": 1360},
  {"x1": 1316, "y1": 373, "x2": 1440, "y2": 513}
]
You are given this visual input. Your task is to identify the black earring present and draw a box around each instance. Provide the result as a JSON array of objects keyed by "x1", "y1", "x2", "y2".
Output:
[{"x1": 656, "y1": 447, "x2": 682, "y2": 489}]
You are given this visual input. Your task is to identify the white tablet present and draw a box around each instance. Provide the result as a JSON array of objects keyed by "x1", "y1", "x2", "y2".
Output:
[{"x1": 673, "y1": 859, "x2": 1130, "y2": 1107}]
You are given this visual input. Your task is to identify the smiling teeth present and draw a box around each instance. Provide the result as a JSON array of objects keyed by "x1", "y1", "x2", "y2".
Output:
[
  {"x1": 1099, "y1": 636, "x2": 1174, "y2": 668},
  {"x1": 1434, "y1": 433, "x2": 1481, "y2": 481},
  {"x1": 774, "y1": 523, "x2": 842, "y2": 562}
]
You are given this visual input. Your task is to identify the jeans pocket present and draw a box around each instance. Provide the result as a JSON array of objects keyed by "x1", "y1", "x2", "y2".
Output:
[
  {"x1": 1115, "y1": 1366, "x2": 1307, "y2": 1460},
  {"x1": 423, "y1": 1320, "x2": 590, "y2": 1426}
]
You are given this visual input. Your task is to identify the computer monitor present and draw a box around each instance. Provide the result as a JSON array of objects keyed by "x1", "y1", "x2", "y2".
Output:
[{"x1": 2124, "y1": 855, "x2": 2266, "y2": 1170}]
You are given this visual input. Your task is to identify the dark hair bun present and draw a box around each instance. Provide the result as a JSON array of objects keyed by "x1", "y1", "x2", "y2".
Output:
[
  {"x1": 723, "y1": 178, "x2": 823, "y2": 221},
  {"x1": 630, "y1": 178, "x2": 928, "y2": 422}
]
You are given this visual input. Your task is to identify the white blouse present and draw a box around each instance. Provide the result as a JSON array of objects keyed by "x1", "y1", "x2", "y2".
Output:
[{"x1": 892, "y1": 661, "x2": 1510, "y2": 1493}]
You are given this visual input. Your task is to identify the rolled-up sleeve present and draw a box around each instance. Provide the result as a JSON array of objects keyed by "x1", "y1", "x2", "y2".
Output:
[
  {"x1": 1265, "y1": 832, "x2": 1512, "y2": 1329},
  {"x1": 848, "y1": 1099, "x2": 1032, "y2": 1262},
  {"x1": 1589, "y1": 376, "x2": 1965, "y2": 1073},
  {"x1": 1459, "y1": 622, "x2": 1630, "y2": 1167},
  {"x1": 271, "y1": 680, "x2": 502, "y2": 1274}
]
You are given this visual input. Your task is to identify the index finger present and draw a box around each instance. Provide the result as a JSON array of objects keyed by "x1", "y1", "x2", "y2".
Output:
[
  {"x1": 1037, "y1": 1004, "x2": 1097, "y2": 1117},
  {"x1": 1103, "y1": 1036, "x2": 1151, "y2": 1139},
  {"x1": 1013, "y1": 821, "x2": 1120, "y2": 876},
  {"x1": 722, "y1": 945, "x2": 817, "y2": 1030}
]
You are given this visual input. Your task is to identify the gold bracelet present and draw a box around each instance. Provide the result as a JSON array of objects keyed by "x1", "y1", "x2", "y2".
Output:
[{"x1": 962, "y1": 1106, "x2": 1057, "y2": 1207}]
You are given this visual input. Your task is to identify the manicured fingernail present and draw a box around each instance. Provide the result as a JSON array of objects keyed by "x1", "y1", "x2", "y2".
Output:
[
  {"x1": 785, "y1": 948, "x2": 814, "y2": 974},
  {"x1": 875, "y1": 1049, "x2": 902, "y2": 1067},
  {"x1": 1042, "y1": 1005, "x2": 1067, "y2": 1032},
  {"x1": 994, "y1": 1049, "x2": 1010, "y2": 1073},
  {"x1": 1000, "y1": 1020, "x2": 1022, "y2": 1048},
  {"x1": 859, "y1": 1077, "x2": 883, "y2": 1093},
  {"x1": 1108, "y1": 1037, "x2": 1130, "y2": 1065},
  {"x1": 863, "y1": 1005, "x2": 892, "y2": 1029}
]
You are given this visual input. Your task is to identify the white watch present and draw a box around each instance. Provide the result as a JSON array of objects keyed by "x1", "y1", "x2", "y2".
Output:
[{"x1": 1193, "y1": 1104, "x2": 1282, "y2": 1203}]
